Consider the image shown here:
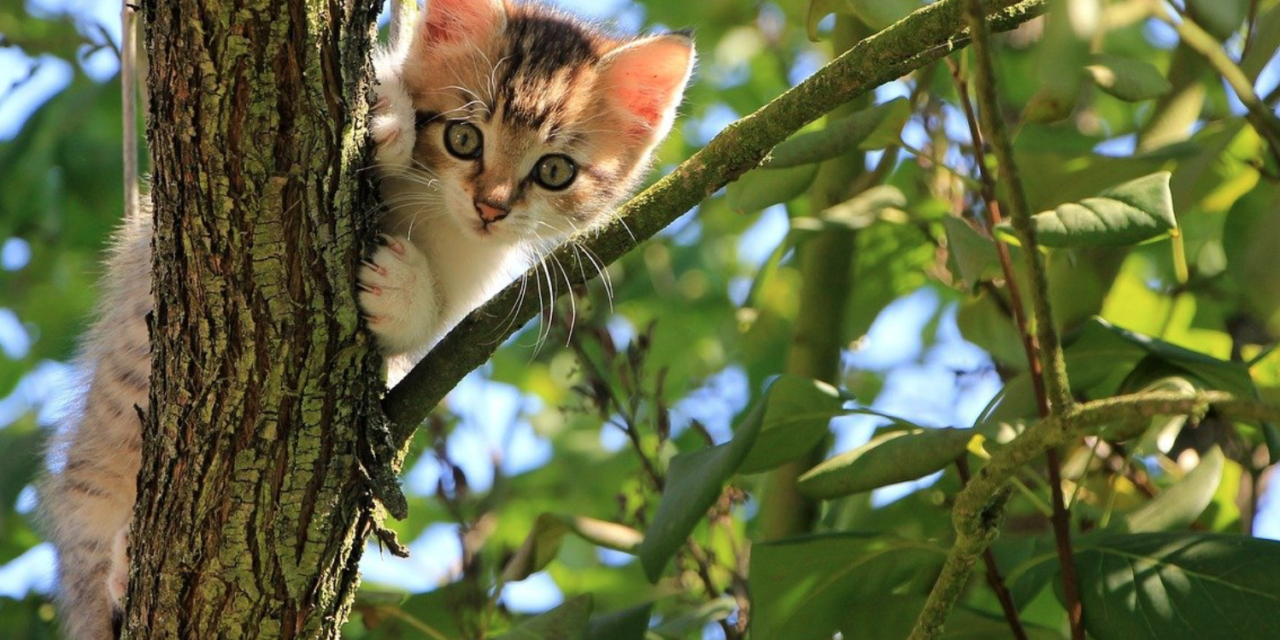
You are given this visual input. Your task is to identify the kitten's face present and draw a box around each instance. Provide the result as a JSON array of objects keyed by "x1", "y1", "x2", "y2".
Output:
[{"x1": 399, "y1": 0, "x2": 693, "y2": 245}]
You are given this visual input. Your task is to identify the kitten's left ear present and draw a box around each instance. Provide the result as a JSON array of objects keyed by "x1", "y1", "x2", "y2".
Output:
[{"x1": 598, "y1": 34, "x2": 695, "y2": 144}]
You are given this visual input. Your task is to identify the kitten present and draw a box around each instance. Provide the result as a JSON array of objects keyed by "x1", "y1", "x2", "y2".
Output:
[
  {"x1": 40, "y1": 0, "x2": 693, "y2": 638},
  {"x1": 363, "y1": 0, "x2": 693, "y2": 358}
]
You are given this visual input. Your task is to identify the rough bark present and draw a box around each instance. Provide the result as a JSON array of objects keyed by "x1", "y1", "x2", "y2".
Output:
[{"x1": 125, "y1": 1, "x2": 383, "y2": 638}]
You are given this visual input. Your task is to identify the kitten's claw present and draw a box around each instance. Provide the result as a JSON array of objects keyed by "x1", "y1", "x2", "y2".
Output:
[
  {"x1": 358, "y1": 235, "x2": 437, "y2": 354},
  {"x1": 379, "y1": 234, "x2": 406, "y2": 256}
]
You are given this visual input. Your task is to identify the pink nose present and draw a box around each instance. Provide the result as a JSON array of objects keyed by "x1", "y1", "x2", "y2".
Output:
[{"x1": 476, "y1": 201, "x2": 509, "y2": 224}]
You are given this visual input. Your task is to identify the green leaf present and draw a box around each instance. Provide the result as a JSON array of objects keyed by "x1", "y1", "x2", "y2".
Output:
[
  {"x1": 1085, "y1": 54, "x2": 1172, "y2": 102},
  {"x1": 750, "y1": 533, "x2": 945, "y2": 640},
  {"x1": 1187, "y1": 0, "x2": 1247, "y2": 40},
  {"x1": 738, "y1": 375, "x2": 844, "y2": 474},
  {"x1": 796, "y1": 427, "x2": 973, "y2": 499},
  {"x1": 843, "y1": 0, "x2": 919, "y2": 32},
  {"x1": 650, "y1": 596, "x2": 736, "y2": 639},
  {"x1": 583, "y1": 603, "x2": 651, "y2": 640},
  {"x1": 998, "y1": 172, "x2": 1176, "y2": 248},
  {"x1": 763, "y1": 99, "x2": 911, "y2": 169},
  {"x1": 791, "y1": 186, "x2": 907, "y2": 236},
  {"x1": 1074, "y1": 532, "x2": 1280, "y2": 639},
  {"x1": 978, "y1": 317, "x2": 1260, "y2": 435},
  {"x1": 637, "y1": 381, "x2": 767, "y2": 582},
  {"x1": 1224, "y1": 182, "x2": 1280, "y2": 333},
  {"x1": 1129, "y1": 377, "x2": 1197, "y2": 456},
  {"x1": 1068, "y1": 318, "x2": 1255, "y2": 398},
  {"x1": 1124, "y1": 446, "x2": 1224, "y2": 533},
  {"x1": 501, "y1": 515, "x2": 644, "y2": 583},
  {"x1": 1242, "y1": 4, "x2": 1280, "y2": 80},
  {"x1": 725, "y1": 163, "x2": 818, "y2": 212},
  {"x1": 501, "y1": 595, "x2": 594, "y2": 640},
  {"x1": 942, "y1": 216, "x2": 1002, "y2": 292},
  {"x1": 352, "y1": 581, "x2": 479, "y2": 640},
  {"x1": 806, "y1": 0, "x2": 837, "y2": 42}
]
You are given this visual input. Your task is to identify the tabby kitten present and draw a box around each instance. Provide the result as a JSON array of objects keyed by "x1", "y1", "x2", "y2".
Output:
[{"x1": 42, "y1": 0, "x2": 693, "y2": 638}]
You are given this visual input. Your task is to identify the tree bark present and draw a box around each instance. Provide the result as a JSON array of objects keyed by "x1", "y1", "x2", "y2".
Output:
[{"x1": 125, "y1": 1, "x2": 383, "y2": 637}]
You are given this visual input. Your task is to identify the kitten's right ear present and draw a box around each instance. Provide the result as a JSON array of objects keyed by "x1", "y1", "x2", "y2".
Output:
[{"x1": 416, "y1": 0, "x2": 506, "y2": 49}]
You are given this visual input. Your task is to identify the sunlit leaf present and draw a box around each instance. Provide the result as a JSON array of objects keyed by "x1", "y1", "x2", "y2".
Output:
[
  {"x1": 738, "y1": 374, "x2": 844, "y2": 474},
  {"x1": 1074, "y1": 533, "x2": 1280, "y2": 639},
  {"x1": 997, "y1": 172, "x2": 1176, "y2": 248},
  {"x1": 725, "y1": 163, "x2": 818, "y2": 212},
  {"x1": 1085, "y1": 54, "x2": 1171, "y2": 101},
  {"x1": 751, "y1": 533, "x2": 944, "y2": 640},
  {"x1": 1124, "y1": 446, "x2": 1224, "y2": 533},
  {"x1": 762, "y1": 99, "x2": 911, "y2": 169},
  {"x1": 797, "y1": 427, "x2": 972, "y2": 499}
]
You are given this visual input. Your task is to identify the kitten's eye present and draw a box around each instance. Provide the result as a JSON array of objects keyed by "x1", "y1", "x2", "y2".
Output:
[
  {"x1": 533, "y1": 154, "x2": 577, "y2": 190},
  {"x1": 444, "y1": 121, "x2": 483, "y2": 159}
]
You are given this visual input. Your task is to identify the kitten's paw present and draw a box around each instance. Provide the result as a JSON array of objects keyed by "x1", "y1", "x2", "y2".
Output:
[
  {"x1": 107, "y1": 527, "x2": 129, "y2": 606},
  {"x1": 371, "y1": 58, "x2": 415, "y2": 173},
  {"x1": 359, "y1": 235, "x2": 439, "y2": 354}
]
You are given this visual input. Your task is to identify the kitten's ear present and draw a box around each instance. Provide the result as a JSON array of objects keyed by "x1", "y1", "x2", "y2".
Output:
[
  {"x1": 416, "y1": 0, "x2": 506, "y2": 48},
  {"x1": 598, "y1": 34, "x2": 695, "y2": 143}
]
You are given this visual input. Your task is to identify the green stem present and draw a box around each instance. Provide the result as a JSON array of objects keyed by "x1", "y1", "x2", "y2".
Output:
[
  {"x1": 760, "y1": 16, "x2": 867, "y2": 542},
  {"x1": 382, "y1": 0, "x2": 1051, "y2": 443}
]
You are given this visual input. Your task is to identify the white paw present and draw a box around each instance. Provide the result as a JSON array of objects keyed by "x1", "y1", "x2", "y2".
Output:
[
  {"x1": 371, "y1": 53, "x2": 416, "y2": 174},
  {"x1": 107, "y1": 526, "x2": 129, "y2": 606},
  {"x1": 359, "y1": 235, "x2": 439, "y2": 354}
]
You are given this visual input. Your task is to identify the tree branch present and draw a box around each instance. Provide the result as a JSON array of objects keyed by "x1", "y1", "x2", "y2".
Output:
[
  {"x1": 381, "y1": 0, "x2": 1050, "y2": 444},
  {"x1": 910, "y1": 390, "x2": 1280, "y2": 640}
]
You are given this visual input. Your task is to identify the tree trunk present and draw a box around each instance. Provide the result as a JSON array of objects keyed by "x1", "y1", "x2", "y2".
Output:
[{"x1": 125, "y1": 1, "x2": 383, "y2": 637}]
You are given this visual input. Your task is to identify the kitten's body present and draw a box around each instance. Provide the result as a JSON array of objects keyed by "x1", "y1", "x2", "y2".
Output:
[{"x1": 42, "y1": 1, "x2": 692, "y2": 637}]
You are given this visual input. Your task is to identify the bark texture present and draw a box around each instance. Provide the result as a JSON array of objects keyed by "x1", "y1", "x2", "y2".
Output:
[{"x1": 126, "y1": 1, "x2": 383, "y2": 637}]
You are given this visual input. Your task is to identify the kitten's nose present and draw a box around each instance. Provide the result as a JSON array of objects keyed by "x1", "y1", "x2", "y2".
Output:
[{"x1": 475, "y1": 200, "x2": 510, "y2": 224}]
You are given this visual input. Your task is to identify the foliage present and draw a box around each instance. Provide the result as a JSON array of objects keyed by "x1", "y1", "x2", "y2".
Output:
[{"x1": 3, "y1": 0, "x2": 1280, "y2": 638}]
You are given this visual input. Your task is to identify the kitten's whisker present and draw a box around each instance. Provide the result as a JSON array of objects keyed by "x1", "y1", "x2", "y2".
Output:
[{"x1": 549, "y1": 253, "x2": 578, "y2": 345}]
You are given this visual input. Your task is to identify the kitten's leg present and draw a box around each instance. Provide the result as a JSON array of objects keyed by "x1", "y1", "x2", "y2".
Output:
[
  {"x1": 43, "y1": 217, "x2": 150, "y2": 640},
  {"x1": 359, "y1": 234, "x2": 441, "y2": 355},
  {"x1": 371, "y1": 50, "x2": 415, "y2": 172}
]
